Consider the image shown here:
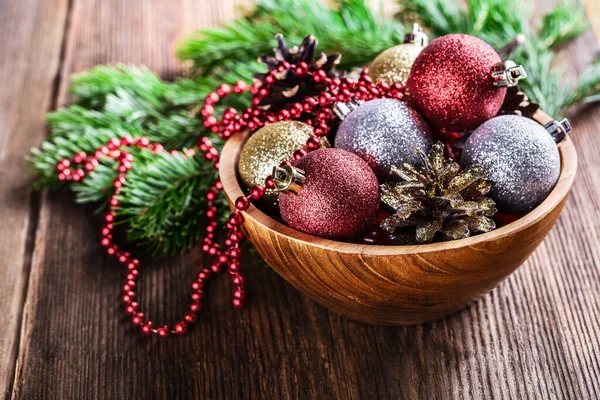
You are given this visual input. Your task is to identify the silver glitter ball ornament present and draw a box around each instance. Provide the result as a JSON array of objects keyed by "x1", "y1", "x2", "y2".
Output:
[
  {"x1": 334, "y1": 99, "x2": 433, "y2": 179},
  {"x1": 461, "y1": 115, "x2": 560, "y2": 214}
]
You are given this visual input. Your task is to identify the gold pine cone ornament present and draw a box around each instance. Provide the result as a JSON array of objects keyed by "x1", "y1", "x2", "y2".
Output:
[
  {"x1": 368, "y1": 23, "x2": 429, "y2": 85},
  {"x1": 380, "y1": 142, "x2": 497, "y2": 244}
]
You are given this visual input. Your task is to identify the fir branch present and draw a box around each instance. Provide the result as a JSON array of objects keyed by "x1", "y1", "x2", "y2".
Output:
[
  {"x1": 563, "y1": 61, "x2": 600, "y2": 106},
  {"x1": 69, "y1": 65, "x2": 168, "y2": 109},
  {"x1": 116, "y1": 150, "x2": 222, "y2": 256},
  {"x1": 177, "y1": 0, "x2": 407, "y2": 73},
  {"x1": 538, "y1": 2, "x2": 588, "y2": 50},
  {"x1": 28, "y1": 121, "x2": 139, "y2": 189}
]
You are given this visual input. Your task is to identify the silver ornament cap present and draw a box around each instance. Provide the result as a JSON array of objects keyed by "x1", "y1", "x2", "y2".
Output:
[
  {"x1": 461, "y1": 115, "x2": 561, "y2": 214},
  {"x1": 272, "y1": 165, "x2": 306, "y2": 195},
  {"x1": 403, "y1": 23, "x2": 429, "y2": 47},
  {"x1": 491, "y1": 61, "x2": 527, "y2": 87},
  {"x1": 544, "y1": 118, "x2": 572, "y2": 143}
]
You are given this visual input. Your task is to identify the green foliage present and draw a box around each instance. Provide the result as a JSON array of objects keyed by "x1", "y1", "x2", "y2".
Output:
[
  {"x1": 29, "y1": 0, "x2": 600, "y2": 256},
  {"x1": 28, "y1": 65, "x2": 233, "y2": 255},
  {"x1": 177, "y1": 0, "x2": 408, "y2": 73},
  {"x1": 117, "y1": 150, "x2": 221, "y2": 256}
]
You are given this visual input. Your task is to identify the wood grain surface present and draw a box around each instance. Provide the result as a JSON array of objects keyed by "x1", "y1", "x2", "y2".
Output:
[{"x1": 0, "y1": 0, "x2": 598, "y2": 399}]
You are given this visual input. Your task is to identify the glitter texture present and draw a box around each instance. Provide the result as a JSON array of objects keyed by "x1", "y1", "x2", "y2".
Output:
[
  {"x1": 407, "y1": 34, "x2": 506, "y2": 132},
  {"x1": 279, "y1": 148, "x2": 379, "y2": 241},
  {"x1": 238, "y1": 121, "x2": 316, "y2": 210},
  {"x1": 368, "y1": 43, "x2": 423, "y2": 85},
  {"x1": 334, "y1": 99, "x2": 433, "y2": 180},
  {"x1": 461, "y1": 115, "x2": 560, "y2": 214}
]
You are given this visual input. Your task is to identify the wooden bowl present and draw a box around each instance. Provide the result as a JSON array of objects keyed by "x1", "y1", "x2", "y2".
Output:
[{"x1": 220, "y1": 111, "x2": 577, "y2": 325}]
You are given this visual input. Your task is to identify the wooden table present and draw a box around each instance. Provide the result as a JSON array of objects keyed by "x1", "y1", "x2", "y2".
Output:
[{"x1": 1, "y1": 0, "x2": 599, "y2": 398}]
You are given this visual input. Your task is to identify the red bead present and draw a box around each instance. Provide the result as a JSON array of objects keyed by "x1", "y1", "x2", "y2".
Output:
[
  {"x1": 191, "y1": 281, "x2": 203, "y2": 291},
  {"x1": 229, "y1": 231, "x2": 244, "y2": 243},
  {"x1": 191, "y1": 292, "x2": 203, "y2": 302},
  {"x1": 217, "y1": 84, "x2": 231, "y2": 96},
  {"x1": 233, "y1": 289, "x2": 245, "y2": 300},
  {"x1": 189, "y1": 302, "x2": 202, "y2": 313},
  {"x1": 121, "y1": 136, "x2": 134, "y2": 146},
  {"x1": 136, "y1": 137, "x2": 150, "y2": 147},
  {"x1": 233, "y1": 298, "x2": 244, "y2": 309},
  {"x1": 157, "y1": 326, "x2": 170, "y2": 338},
  {"x1": 293, "y1": 149, "x2": 307, "y2": 160},
  {"x1": 235, "y1": 196, "x2": 250, "y2": 211},
  {"x1": 184, "y1": 312, "x2": 197, "y2": 323},
  {"x1": 233, "y1": 275, "x2": 246, "y2": 287},
  {"x1": 132, "y1": 313, "x2": 144, "y2": 326},
  {"x1": 249, "y1": 185, "x2": 265, "y2": 199},
  {"x1": 198, "y1": 271, "x2": 210, "y2": 280},
  {"x1": 174, "y1": 322, "x2": 188, "y2": 334},
  {"x1": 228, "y1": 247, "x2": 241, "y2": 259},
  {"x1": 265, "y1": 178, "x2": 275, "y2": 189},
  {"x1": 141, "y1": 323, "x2": 153, "y2": 335},
  {"x1": 107, "y1": 138, "x2": 120, "y2": 150},
  {"x1": 305, "y1": 137, "x2": 320, "y2": 150},
  {"x1": 229, "y1": 260, "x2": 241, "y2": 273},
  {"x1": 228, "y1": 213, "x2": 244, "y2": 226}
]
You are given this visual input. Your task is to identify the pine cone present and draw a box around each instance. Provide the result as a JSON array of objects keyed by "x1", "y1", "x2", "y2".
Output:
[
  {"x1": 380, "y1": 142, "x2": 497, "y2": 244},
  {"x1": 253, "y1": 34, "x2": 342, "y2": 110},
  {"x1": 499, "y1": 86, "x2": 540, "y2": 118}
]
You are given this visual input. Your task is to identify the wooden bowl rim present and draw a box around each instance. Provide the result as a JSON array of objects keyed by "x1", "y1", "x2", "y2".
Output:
[{"x1": 220, "y1": 113, "x2": 577, "y2": 256}]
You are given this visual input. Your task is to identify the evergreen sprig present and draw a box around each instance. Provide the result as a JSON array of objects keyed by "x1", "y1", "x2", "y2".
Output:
[
  {"x1": 29, "y1": 0, "x2": 600, "y2": 256},
  {"x1": 177, "y1": 0, "x2": 408, "y2": 73},
  {"x1": 116, "y1": 150, "x2": 222, "y2": 256}
]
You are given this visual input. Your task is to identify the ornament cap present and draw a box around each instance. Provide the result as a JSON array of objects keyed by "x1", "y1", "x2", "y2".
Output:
[
  {"x1": 491, "y1": 61, "x2": 528, "y2": 87},
  {"x1": 333, "y1": 98, "x2": 361, "y2": 120},
  {"x1": 404, "y1": 23, "x2": 429, "y2": 47},
  {"x1": 272, "y1": 165, "x2": 306, "y2": 195},
  {"x1": 544, "y1": 118, "x2": 572, "y2": 143}
]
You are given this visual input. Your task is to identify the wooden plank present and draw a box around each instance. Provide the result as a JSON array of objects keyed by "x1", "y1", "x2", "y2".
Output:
[
  {"x1": 0, "y1": 0, "x2": 69, "y2": 398},
  {"x1": 9, "y1": 0, "x2": 600, "y2": 399}
]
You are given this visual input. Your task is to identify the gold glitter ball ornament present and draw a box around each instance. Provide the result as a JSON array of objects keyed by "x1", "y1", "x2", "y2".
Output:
[
  {"x1": 368, "y1": 23, "x2": 429, "y2": 85},
  {"x1": 237, "y1": 121, "x2": 325, "y2": 211}
]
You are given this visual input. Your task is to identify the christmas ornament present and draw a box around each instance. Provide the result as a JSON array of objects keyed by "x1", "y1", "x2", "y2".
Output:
[
  {"x1": 407, "y1": 34, "x2": 527, "y2": 131},
  {"x1": 334, "y1": 98, "x2": 433, "y2": 179},
  {"x1": 461, "y1": 115, "x2": 571, "y2": 214},
  {"x1": 368, "y1": 23, "x2": 429, "y2": 85},
  {"x1": 380, "y1": 142, "x2": 497, "y2": 244},
  {"x1": 274, "y1": 148, "x2": 379, "y2": 241},
  {"x1": 237, "y1": 121, "x2": 324, "y2": 211},
  {"x1": 253, "y1": 34, "x2": 342, "y2": 110}
]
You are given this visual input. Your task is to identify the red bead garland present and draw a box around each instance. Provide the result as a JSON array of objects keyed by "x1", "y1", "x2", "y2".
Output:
[{"x1": 55, "y1": 62, "x2": 405, "y2": 338}]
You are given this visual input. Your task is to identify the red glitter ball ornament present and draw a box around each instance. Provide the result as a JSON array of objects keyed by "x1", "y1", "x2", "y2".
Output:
[
  {"x1": 277, "y1": 148, "x2": 379, "y2": 241},
  {"x1": 407, "y1": 34, "x2": 509, "y2": 132}
]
